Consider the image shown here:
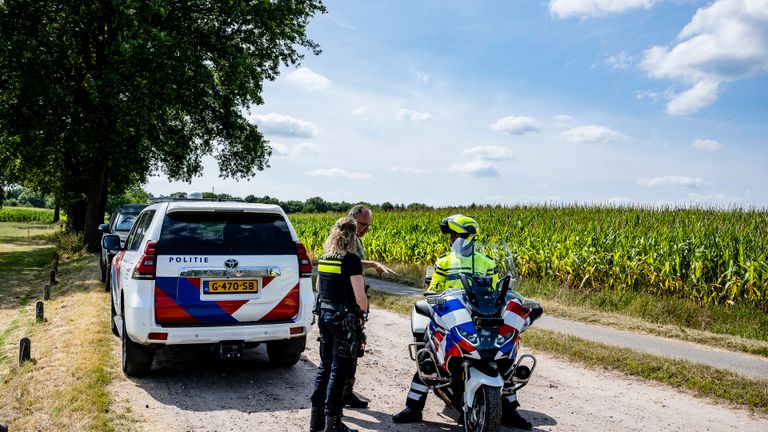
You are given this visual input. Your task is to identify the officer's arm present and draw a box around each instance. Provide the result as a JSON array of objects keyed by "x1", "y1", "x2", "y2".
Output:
[
  {"x1": 351, "y1": 275, "x2": 367, "y2": 311},
  {"x1": 428, "y1": 264, "x2": 446, "y2": 292}
]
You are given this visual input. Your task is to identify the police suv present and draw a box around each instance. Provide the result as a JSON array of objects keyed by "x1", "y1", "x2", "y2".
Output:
[{"x1": 102, "y1": 199, "x2": 314, "y2": 376}]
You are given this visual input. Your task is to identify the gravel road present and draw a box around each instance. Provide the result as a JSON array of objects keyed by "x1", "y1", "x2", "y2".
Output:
[{"x1": 110, "y1": 307, "x2": 768, "y2": 431}]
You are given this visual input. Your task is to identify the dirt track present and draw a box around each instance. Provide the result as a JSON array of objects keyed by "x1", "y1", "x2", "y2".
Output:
[{"x1": 110, "y1": 307, "x2": 768, "y2": 431}]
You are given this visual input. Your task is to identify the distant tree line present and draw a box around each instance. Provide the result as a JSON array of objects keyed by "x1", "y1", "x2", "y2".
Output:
[{"x1": 166, "y1": 191, "x2": 434, "y2": 214}]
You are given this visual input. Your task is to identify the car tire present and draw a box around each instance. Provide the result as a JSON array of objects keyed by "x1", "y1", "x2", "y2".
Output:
[
  {"x1": 104, "y1": 263, "x2": 111, "y2": 292},
  {"x1": 121, "y1": 306, "x2": 154, "y2": 376},
  {"x1": 99, "y1": 258, "x2": 106, "y2": 283},
  {"x1": 267, "y1": 336, "x2": 306, "y2": 367},
  {"x1": 110, "y1": 294, "x2": 120, "y2": 338}
]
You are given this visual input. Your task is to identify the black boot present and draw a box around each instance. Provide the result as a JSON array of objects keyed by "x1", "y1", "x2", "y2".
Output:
[
  {"x1": 502, "y1": 408, "x2": 532, "y2": 430},
  {"x1": 324, "y1": 415, "x2": 357, "y2": 432},
  {"x1": 343, "y1": 393, "x2": 369, "y2": 408},
  {"x1": 392, "y1": 406, "x2": 423, "y2": 423},
  {"x1": 310, "y1": 407, "x2": 325, "y2": 432}
]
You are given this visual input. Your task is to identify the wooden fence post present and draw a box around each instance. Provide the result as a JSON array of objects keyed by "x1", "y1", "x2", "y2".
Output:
[
  {"x1": 0, "y1": 420, "x2": 8, "y2": 431},
  {"x1": 35, "y1": 301, "x2": 44, "y2": 322},
  {"x1": 19, "y1": 338, "x2": 31, "y2": 365},
  {"x1": 49, "y1": 270, "x2": 57, "y2": 285},
  {"x1": 43, "y1": 285, "x2": 50, "y2": 301},
  {"x1": 53, "y1": 252, "x2": 59, "y2": 272}
]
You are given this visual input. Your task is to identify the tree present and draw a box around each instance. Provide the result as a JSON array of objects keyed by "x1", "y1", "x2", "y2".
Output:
[
  {"x1": 0, "y1": 0, "x2": 326, "y2": 250},
  {"x1": 106, "y1": 185, "x2": 153, "y2": 215}
]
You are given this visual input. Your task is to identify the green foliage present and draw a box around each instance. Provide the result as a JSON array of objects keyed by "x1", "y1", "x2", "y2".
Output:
[
  {"x1": 106, "y1": 185, "x2": 152, "y2": 215},
  {"x1": 0, "y1": 207, "x2": 57, "y2": 223},
  {"x1": 291, "y1": 206, "x2": 768, "y2": 310},
  {"x1": 0, "y1": 0, "x2": 327, "y2": 249}
]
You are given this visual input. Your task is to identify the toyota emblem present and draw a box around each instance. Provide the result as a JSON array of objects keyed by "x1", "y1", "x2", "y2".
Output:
[{"x1": 224, "y1": 259, "x2": 239, "y2": 269}]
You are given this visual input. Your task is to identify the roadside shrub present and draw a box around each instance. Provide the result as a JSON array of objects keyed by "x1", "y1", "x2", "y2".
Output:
[{"x1": 57, "y1": 231, "x2": 85, "y2": 258}]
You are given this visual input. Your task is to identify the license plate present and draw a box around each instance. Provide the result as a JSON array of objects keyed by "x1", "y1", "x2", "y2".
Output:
[{"x1": 204, "y1": 279, "x2": 259, "y2": 294}]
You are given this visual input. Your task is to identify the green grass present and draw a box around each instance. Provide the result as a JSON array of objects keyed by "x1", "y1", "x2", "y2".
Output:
[
  {"x1": 369, "y1": 290, "x2": 768, "y2": 413},
  {"x1": 0, "y1": 221, "x2": 62, "y2": 240},
  {"x1": 0, "y1": 207, "x2": 60, "y2": 223}
]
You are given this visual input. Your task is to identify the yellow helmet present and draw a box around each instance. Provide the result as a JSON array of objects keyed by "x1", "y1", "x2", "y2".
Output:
[{"x1": 439, "y1": 214, "x2": 479, "y2": 242}]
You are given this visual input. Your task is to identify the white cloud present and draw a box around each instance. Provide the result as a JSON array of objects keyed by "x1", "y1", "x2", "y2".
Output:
[
  {"x1": 641, "y1": 0, "x2": 768, "y2": 115},
  {"x1": 251, "y1": 113, "x2": 320, "y2": 138},
  {"x1": 665, "y1": 79, "x2": 720, "y2": 115},
  {"x1": 637, "y1": 175, "x2": 705, "y2": 188},
  {"x1": 692, "y1": 138, "x2": 723, "y2": 151},
  {"x1": 552, "y1": 114, "x2": 574, "y2": 128},
  {"x1": 284, "y1": 67, "x2": 331, "y2": 92},
  {"x1": 390, "y1": 166, "x2": 432, "y2": 175},
  {"x1": 462, "y1": 145, "x2": 514, "y2": 161},
  {"x1": 416, "y1": 70, "x2": 430, "y2": 83},
  {"x1": 449, "y1": 160, "x2": 500, "y2": 177},
  {"x1": 351, "y1": 106, "x2": 369, "y2": 116},
  {"x1": 560, "y1": 125, "x2": 627, "y2": 143},
  {"x1": 306, "y1": 168, "x2": 372, "y2": 180},
  {"x1": 605, "y1": 51, "x2": 633, "y2": 69},
  {"x1": 271, "y1": 142, "x2": 320, "y2": 158},
  {"x1": 396, "y1": 108, "x2": 433, "y2": 123},
  {"x1": 490, "y1": 116, "x2": 540, "y2": 135},
  {"x1": 549, "y1": 0, "x2": 656, "y2": 18}
]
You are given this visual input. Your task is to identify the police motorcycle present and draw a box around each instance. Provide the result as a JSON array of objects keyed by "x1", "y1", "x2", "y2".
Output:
[{"x1": 409, "y1": 240, "x2": 542, "y2": 432}]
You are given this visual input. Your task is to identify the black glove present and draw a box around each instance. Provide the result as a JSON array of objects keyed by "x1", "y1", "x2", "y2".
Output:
[{"x1": 529, "y1": 306, "x2": 544, "y2": 323}]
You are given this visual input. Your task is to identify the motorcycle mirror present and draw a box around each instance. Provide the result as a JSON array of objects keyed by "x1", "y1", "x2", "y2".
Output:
[{"x1": 496, "y1": 275, "x2": 511, "y2": 309}]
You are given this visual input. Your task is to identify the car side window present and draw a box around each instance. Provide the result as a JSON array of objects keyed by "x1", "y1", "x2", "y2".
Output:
[{"x1": 125, "y1": 210, "x2": 155, "y2": 251}]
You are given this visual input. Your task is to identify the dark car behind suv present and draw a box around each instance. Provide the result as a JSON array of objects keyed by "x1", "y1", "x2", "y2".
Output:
[{"x1": 99, "y1": 203, "x2": 148, "y2": 289}]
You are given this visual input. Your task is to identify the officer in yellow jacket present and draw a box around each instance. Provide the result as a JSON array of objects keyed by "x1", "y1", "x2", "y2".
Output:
[
  {"x1": 393, "y1": 214, "x2": 532, "y2": 429},
  {"x1": 427, "y1": 214, "x2": 497, "y2": 292}
]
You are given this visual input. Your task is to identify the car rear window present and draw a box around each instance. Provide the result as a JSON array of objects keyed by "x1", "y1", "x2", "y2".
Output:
[{"x1": 158, "y1": 211, "x2": 295, "y2": 255}]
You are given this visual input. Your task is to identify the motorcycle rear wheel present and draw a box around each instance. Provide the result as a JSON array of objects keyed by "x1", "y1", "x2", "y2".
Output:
[{"x1": 463, "y1": 384, "x2": 502, "y2": 432}]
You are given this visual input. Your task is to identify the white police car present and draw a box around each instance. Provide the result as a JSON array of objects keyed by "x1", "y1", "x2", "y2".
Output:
[{"x1": 102, "y1": 199, "x2": 314, "y2": 376}]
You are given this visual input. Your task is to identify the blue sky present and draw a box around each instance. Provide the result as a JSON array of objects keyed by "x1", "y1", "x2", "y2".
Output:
[{"x1": 147, "y1": 0, "x2": 768, "y2": 207}]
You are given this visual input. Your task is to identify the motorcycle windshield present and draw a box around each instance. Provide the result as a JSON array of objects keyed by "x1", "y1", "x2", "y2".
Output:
[{"x1": 448, "y1": 238, "x2": 521, "y2": 317}]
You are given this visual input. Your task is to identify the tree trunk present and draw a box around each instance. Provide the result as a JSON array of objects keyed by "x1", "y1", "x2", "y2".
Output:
[
  {"x1": 83, "y1": 165, "x2": 109, "y2": 252},
  {"x1": 67, "y1": 199, "x2": 87, "y2": 233},
  {"x1": 53, "y1": 204, "x2": 60, "y2": 222}
]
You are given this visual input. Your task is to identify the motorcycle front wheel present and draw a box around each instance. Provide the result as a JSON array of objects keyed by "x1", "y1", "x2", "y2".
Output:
[{"x1": 463, "y1": 384, "x2": 502, "y2": 432}]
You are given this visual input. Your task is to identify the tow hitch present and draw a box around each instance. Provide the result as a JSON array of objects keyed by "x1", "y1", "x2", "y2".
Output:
[{"x1": 217, "y1": 341, "x2": 245, "y2": 360}]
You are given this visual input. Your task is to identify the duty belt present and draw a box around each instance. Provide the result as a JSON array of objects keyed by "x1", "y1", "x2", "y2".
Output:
[{"x1": 319, "y1": 300, "x2": 347, "y2": 312}]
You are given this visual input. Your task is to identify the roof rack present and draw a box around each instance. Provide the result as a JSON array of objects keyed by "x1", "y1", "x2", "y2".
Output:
[{"x1": 149, "y1": 197, "x2": 246, "y2": 203}]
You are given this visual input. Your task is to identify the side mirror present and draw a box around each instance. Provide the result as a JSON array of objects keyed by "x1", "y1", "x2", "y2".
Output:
[
  {"x1": 98, "y1": 223, "x2": 110, "y2": 233},
  {"x1": 102, "y1": 234, "x2": 123, "y2": 251}
]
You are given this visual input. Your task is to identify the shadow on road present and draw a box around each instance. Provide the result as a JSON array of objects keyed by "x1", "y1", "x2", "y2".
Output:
[{"x1": 128, "y1": 344, "x2": 317, "y2": 414}]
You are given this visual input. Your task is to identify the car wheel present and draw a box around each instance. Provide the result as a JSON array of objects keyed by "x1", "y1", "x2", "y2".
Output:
[
  {"x1": 266, "y1": 336, "x2": 306, "y2": 367},
  {"x1": 121, "y1": 305, "x2": 154, "y2": 376},
  {"x1": 99, "y1": 258, "x2": 106, "y2": 283},
  {"x1": 104, "y1": 263, "x2": 111, "y2": 292},
  {"x1": 110, "y1": 294, "x2": 120, "y2": 338}
]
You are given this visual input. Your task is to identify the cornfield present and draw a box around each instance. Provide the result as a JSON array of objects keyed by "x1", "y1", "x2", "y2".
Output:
[
  {"x1": 0, "y1": 207, "x2": 57, "y2": 223},
  {"x1": 290, "y1": 206, "x2": 768, "y2": 310}
]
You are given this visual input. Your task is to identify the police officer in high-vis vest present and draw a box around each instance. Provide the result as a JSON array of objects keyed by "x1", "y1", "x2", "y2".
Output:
[
  {"x1": 310, "y1": 217, "x2": 368, "y2": 432},
  {"x1": 392, "y1": 214, "x2": 533, "y2": 430}
]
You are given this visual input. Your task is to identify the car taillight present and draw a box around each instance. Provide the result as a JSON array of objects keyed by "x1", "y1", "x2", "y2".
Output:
[
  {"x1": 132, "y1": 241, "x2": 157, "y2": 280},
  {"x1": 296, "y1": 241, "x2": 313, "y2": 278}
]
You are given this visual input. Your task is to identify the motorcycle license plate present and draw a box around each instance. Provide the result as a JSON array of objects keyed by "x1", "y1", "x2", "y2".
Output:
[{"x1": 204, "y1": 279, "x2": 259, "y2": 294}]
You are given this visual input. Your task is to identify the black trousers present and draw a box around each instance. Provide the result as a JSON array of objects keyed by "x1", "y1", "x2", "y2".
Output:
[{"x1": 311, "y1": 310, "x2": 355, "y2": 416}]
